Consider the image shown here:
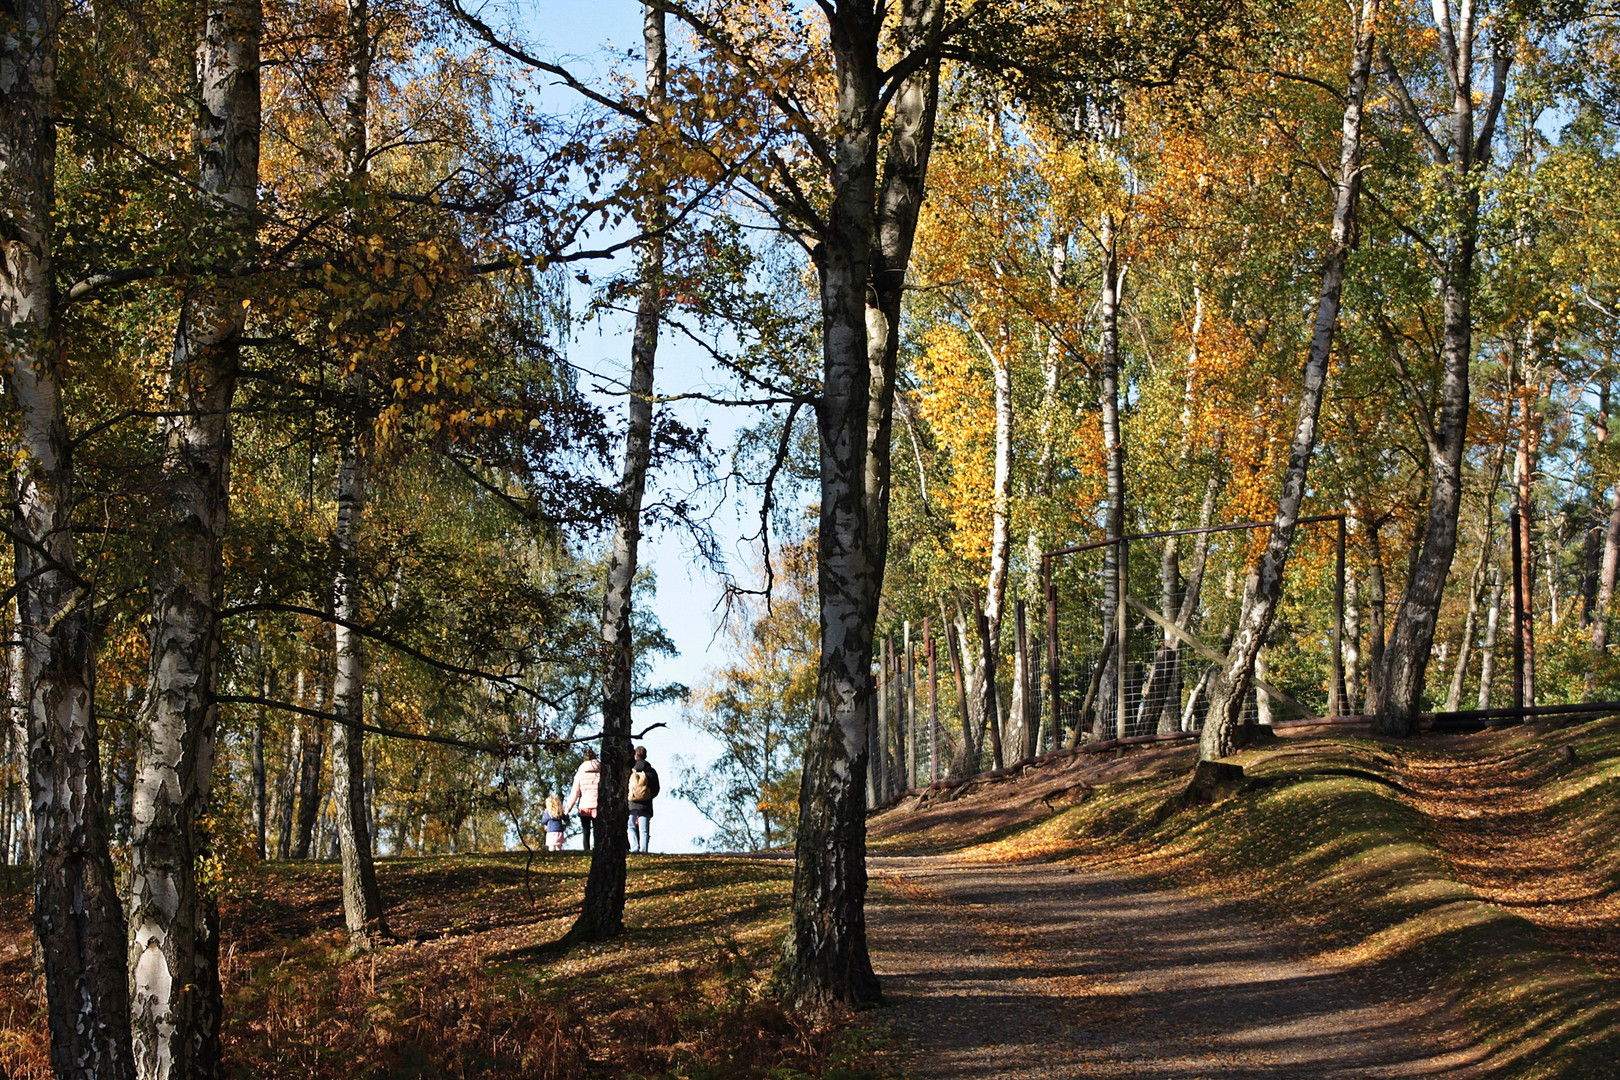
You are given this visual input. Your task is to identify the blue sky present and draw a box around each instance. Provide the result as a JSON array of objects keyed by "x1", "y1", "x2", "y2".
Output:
[{"x1": 512, "y1": 1, "x2": 782, "y2": 851}]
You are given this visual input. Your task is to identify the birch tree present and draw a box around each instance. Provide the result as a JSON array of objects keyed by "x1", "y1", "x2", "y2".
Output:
[
  {"x1": 2, "y1": 0, "x2": 135, "y2": 1073},
  {"x1": 571, "y1": 0, "x2": 667, "y2": 943},
  {"x1": 1199, "y1": 0, "x2": 1379, "y2": 760},
  {"x1": 1369, "y1": 0, "x2": 1512, "y2": 733}
]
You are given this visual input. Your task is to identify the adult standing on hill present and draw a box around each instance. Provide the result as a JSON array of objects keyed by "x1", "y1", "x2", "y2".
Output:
[
  {"x1": 627, "y1": 746, "x2": 660, "y2": 853},
  {"x1": 566, "y1": 748, "x2": 602, "y2": 852}
]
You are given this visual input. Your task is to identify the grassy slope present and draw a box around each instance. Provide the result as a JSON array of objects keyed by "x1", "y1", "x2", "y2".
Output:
[
  {"x1": 871, "y1": 719, "x2": 1620, "y2": 1080},
  {"x1": 0, "y1": 852, "x2": 899, "y2": 1080}
]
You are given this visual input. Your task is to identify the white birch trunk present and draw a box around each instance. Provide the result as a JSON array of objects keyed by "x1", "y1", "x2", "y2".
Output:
[
  {"x1": 1199, "y1": 0, "x2": 1378, "y2": 758},
  {"x1": 573, "y1": 2, "x2": 665, "y2": 942}
]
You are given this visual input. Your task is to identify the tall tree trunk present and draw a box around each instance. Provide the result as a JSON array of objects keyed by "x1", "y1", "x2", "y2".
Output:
[
  {"x1": 2, "y1": 1, "x2": 136, "y2": 1072},
  {"x1": 128, "y1": 1, "x2": 259, "y2": 1071},
  {"x1": 1478, "y1": 570, "x2": 1503, "y2": 708},
  {"x1": 1093, "y1": 212, "x2": 1126, "y2": 741},
  {"x1": 252, "y1": 683, "x2": 266, "y2": 861},
  {"x1": 1142, "y1": 285, "x2": 1205, "y2": 734},
  {"x1": 572, "y1": 1, "x2": 665, "y2": 943},
  {"x1": 968, "y1": 316, "x2": 1012, "y2": 764},
  {"x1": 1590, "y1": 485, "x2": 1620, "y2": 659},
  {"x1": 1366, "y1": 520, "x2": 1387, "y2": 703},
  {"x1": 1343, "y1": 568, "x2": 1362, "y2": 714},
  {"x1": 787, "y1": 0, "x2": 941, "y2": 1011},
  {"x1": 1371, "y1": 0, "x2": 1509, "y2": 733},
  {"x1": 331, "y1": 440, "x2": 386, "y2": 944},
  {"x1": 1510, "y1": 358, "x2": 1540, "y2": 707},
  {"x1": 1445, "y1": 445, "x2": 1505, "y2": 710},
  {"x1": 6, "y1": 609, "x2": 30, "y2": 864},
  {"x1": 941, "y1": 598, "x2": 973, "y2": 776},
  {"x1": 292, "y1": 676, "x2": 326, "y2": 859},
  {"x1": 1199, "y1": 0, "x2": 1377, "y2": 759},
  {"x1": 1028, "y1": 238, "x2": 1065, "y2": 748},
  {"x1": 275, "y1": 719, "x2": 298, "y2": 859},
  {"x1": 328, "y1": 0, "x2": 387, "y2": 952}
]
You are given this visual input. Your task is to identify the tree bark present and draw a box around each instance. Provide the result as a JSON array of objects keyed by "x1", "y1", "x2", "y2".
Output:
[
  {"x1": 275, "y1": 719, "x2": 297, "y2": 859},
  {"x1": 1591, "y1": 486, "x2": 1620, "y2": 657},
  {"x1": 1092, "y1": 212, "x2": 1126, "y2": 741},
  {"x1": 1198, "y1": 0, "x2": 1376, "y2": 759},
  {"x1": 941, "y1": 598, "x2": 973, "y2": 776},
  {"x1": 572, "y1": 1, "x2": 665, "y2": 943},
  {"x1": 324, "y1": 0, "x2": 388, "y2": 952},
  {"x1": 787, "y1": 0, "x2": 941, "y2": 1011},
  {"x1": 1343, "y1": 568, "x2": 1362, "y2": 714},
  {"x1": 331, "y1": 437, "x2": 387, "y2": 944},
  {"x1": 7, "y1": 607, "x2": 30, "y2": 864},
  {"x1": 1444, "y1": 446, "x2": 1504, "y2": 710},
  {"x1": 1371, "y1": 1, "x2": 1510, "y2": 733},
  {"x1": 292, "y1": 677, "x2": 326, "y2": 859},
  {"x1": 966, "y1": 314, "x2": 1013, "y2": 764},
  {"x1": 977, "y1": 611, "x2": 1004, "y2": 769},
  {"x1": 1478, "y1": 570, "x2": 1503, "y2": 708},
  {"x1": 1510, "y1": 358, "x2": 1540, "y2": 707},
  {"x1": 128, "y1": 1, "x2": 259, "y2": 1070},
  {"x1": 1366, "y1": 520, "x2": 1387, "y2": 704},
  {"x1": 252, "y1": 685, "x2": 266, "y2": 861},
  {"x1": 2, "y1": 1, "x2": 136, "y2": 1072}
]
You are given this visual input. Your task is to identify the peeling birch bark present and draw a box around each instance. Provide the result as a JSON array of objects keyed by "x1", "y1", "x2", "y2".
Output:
[{"x1": 3, "y1": 0, "x2": 136, "y2": 1072}]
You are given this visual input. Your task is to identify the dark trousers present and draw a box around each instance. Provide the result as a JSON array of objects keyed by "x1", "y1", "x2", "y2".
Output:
[{"x1": 580, "y1": 812, "x2": 595, "y2": 852}]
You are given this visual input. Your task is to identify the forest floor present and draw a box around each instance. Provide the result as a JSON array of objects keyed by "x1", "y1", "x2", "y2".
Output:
[
  {"x1": 0, "y1": 851, "x2": 902, "y2": 1080},
  {"x1": 0, "y1": 719, "x2": 1614, "y2": 1079},
  {"x1": 864, "y1": 716, "x2": 1620, "y2": 1079}
]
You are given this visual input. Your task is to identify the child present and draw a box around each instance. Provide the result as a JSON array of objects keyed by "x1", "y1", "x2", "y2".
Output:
[{"x1": 541, "y1": 794, "x2": 569, "y2": 852}]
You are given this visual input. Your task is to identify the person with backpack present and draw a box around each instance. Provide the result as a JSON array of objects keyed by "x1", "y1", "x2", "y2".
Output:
[
  {"x1": 565, "y1": 748, "x2": 601, "y2": 852},
  {"x1": 627, "y1": 745, "x2": 660, "y2": 853},
  {"x1": 541, "y1": 794, "x2": 569, "y2": 852}
]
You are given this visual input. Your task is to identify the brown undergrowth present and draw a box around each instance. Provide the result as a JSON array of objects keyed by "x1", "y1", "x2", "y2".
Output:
[
  {"x1": 870, "y1": 720, "x2": 1620, "y2": 1080},
  {"x1": 0, "y1": 854, "x2": 901, "y2": 1080}
]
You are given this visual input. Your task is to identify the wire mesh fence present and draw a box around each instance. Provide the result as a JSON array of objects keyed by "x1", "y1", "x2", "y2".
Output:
[
  {"x1": 1046, "y1": 515, "x2": 1346, "y2": 747},
  {"x1": 864, "y1": 515, "x2": 1347, "y2": 804}
]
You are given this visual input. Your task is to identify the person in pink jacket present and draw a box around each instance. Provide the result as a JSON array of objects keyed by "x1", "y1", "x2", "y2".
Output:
[{"x1": 564, "y1": 748, "x2": 602, "y2": 852}]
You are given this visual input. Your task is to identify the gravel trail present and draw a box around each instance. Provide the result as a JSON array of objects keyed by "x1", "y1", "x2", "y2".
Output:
[{"x1": 866, "y1": 857, "x2": 1491, "y2": 1079}]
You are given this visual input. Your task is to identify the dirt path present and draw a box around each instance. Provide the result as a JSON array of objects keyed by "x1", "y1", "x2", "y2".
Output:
[{"x1": 866, "y1": 857, "x2": 1491, "y2": 1079}]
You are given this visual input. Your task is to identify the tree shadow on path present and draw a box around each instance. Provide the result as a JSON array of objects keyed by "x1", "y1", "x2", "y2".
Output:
[{"x1": 866, "y1": 857, "x2": 1497, "y2": 1079}]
